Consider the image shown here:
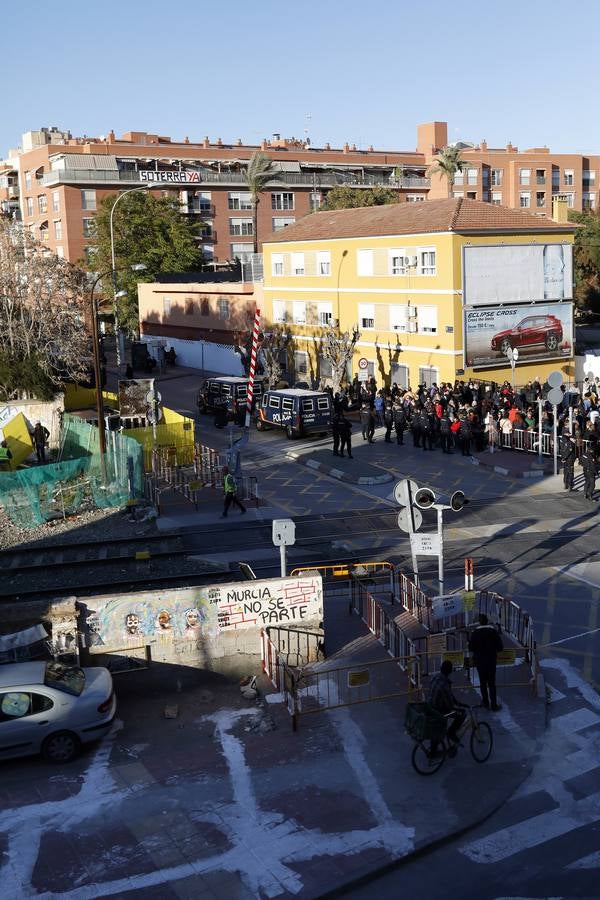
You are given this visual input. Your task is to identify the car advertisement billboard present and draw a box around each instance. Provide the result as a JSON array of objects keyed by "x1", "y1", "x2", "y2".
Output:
[
  {"x1": 464, "y1": 302, "x2": 573, "y2": 369},
  {"x1": 463, "y1": 243, "x2": 573, "y2": 306}
]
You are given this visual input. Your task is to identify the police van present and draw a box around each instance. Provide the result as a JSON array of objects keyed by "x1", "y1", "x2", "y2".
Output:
[
  {"x1": 197, "y1": 377, "x2": 264, "y2": 421},
  {"x1": 256, "y1": 389, "x2": 333, "y2": 439}
]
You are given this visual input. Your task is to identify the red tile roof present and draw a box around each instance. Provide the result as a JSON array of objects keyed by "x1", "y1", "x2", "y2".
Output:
[{"x1": 264, "y1": 198, "x2": 575, "y2": 244}]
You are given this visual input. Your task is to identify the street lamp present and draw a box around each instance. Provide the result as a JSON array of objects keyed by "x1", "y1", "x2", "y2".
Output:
[{"x1": 110, "y1": 185, "x2": 158, "y2": 371}]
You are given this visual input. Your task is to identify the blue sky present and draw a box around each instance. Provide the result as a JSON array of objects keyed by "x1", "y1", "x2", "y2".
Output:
[{"x1": 2, "y1": 0, "x2": 598, "y2": 158}]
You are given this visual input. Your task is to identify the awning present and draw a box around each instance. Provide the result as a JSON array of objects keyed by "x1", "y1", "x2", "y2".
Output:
[
  {"x1": 275, "y1": 161, "x2": 301, "y2": 173},
  {"x1": 48, "y1": 153, "x2": 119, "y2": 171}
]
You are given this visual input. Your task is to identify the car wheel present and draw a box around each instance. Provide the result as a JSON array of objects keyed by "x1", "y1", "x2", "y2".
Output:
[
  {"x1": 286, "y1": 425, "x2": 295, "y2": 440},
  {"x1": 546, "y1": 333, "x2": 559, "y2": 351},
  {"x1": 256, "y1": 419, "x2": 265, "y2": 431},
  {"x1": 42, "y1": 731, "x2": 81, "y2": 763},
  {"x1": 500, "y1": 339, "x2": 512, "y2": 355}
]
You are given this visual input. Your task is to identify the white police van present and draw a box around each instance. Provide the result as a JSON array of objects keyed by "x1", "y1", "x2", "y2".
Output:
[{"x1": 256, "y1": 389, "x2": 333, "y2": 439}]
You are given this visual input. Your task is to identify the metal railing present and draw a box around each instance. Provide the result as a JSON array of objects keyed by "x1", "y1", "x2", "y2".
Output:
[{"x1": 262, "y1": 625, "x2": 324, "y2": 668}]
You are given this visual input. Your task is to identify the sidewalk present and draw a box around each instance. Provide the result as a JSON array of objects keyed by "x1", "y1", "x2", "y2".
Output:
[{"x1": 0, "y1": 587, "x2": 547, "y2": 899}]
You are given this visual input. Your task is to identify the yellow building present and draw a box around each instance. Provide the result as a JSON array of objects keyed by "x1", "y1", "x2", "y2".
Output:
[{"x1": 262, "y1": 198, "x2": 576, "y2": 390}]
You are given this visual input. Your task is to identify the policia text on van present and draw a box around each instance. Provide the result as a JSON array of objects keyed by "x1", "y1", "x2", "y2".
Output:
[{"x1": 256, "y1": 389, "x2": 333, "y2": 439}]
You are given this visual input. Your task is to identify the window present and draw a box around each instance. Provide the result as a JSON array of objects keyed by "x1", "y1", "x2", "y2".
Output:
[
  {"x1": 552, "y1": 169, "x2": 560, "y2": 190},
  {"x1": 406, "y1": 194, "x2": 425, "y2": 202},
  {"x1": 391, "y1": 363, "x2": 409, "y2": 390},
  {"x1": 564, "y1": 169, "x2": 574, "y2": 186},
  {"x1": 357, "y1": 249, "x2": 373, "y2": 276},
  {"x1": 317, "y1": 301, "x2": 332, "y2": 326},
  {"x1": 418, "y1": 248, "x2": 436, "y2": 276},
  {"x1": 37, "y1": 194, "x2": 47, "y2": 214},
  {"x1": 389, "y1": 305, "x2": 409, "y2": 331},
  {"x1": 53, "y1": 220, "x2": 62, "y2": 240},
  {"x1": 55, "y1": 246, "x2": 64, "y2": 257},
  {"x1": 52, "y1": 190, "x2": 60, "y2": 212},
  {"x1": 272, "y1": 216, "x2": 295, "y2": 231},
  {"x1": 291, "y1": 252, "x2": 305, "y2": 276},
  {"x1": 39, "y1": 222, "x2": 49, "y2": 242},
  {"x1": 583, "y1": 192, "x2": 596, "y2": 210},
  {"x1": 454, "y1": 172, "x2": 464, "y2": 185},
  {"x1": 358, "y1": 303, "x2": 375, "y2": 329},
  {"x1": 467, "y1": 168, "x2": 478, "y2": 185},
  {"x1": 519, "y1": 169, "x2": 531, "y2": 186},
  {"x1": 26, "y1": 197, "x2": 33, "y2": 217},
  {"x1": 201, "y1": 299, "x2": 210, "y2": 316},
  {"x1": 163, "y1": 297, "x2": 172, "y2": 316},
  {"x1": 230, "y1": 243, "x2": 253, "y2": 261},
  {"x1": 491, "y1": 169, "x2": 503, "y2": 187},
  {"x1": 0, "y1": 692, "x2": 53, "y2": 722},
  {"x1": 272, "y1": 300, "x2": 288, "y2": 323},
  {"x1": 229, "y1": 218, "x2": 253, "y2": 236},
  {"x1": 301, "y1": 398, "x2": 315, "y2": 413},
  {"x1": 419, "y1": 366, "x2": 439, "y2": 388},
  {"x1": 185, "y1": 298, "x2": 195, "y2": 315},
  {"x1": 319, "y1": 355, "x2": 333, "y2": 380},
  {"x1": 271, "y1": 253, "x2": 284, "y2": 276},
  {"x1": 536, "y1": 169, "x2": 546, "y2": 184},
  {"x1": 272, "y1": 192, "x2": 294, "y2": 210},
  {"x1": 317, "y1": 250, "x2": 331, "y2": 275},
  {"x1": 81, "y1": 189, "x2": 96, "y2": 211},
  {"x1": 293, "y1": 301, "x2": 306, "y2": 324},
  {"x1": 491, "y1": 192, "x2": 502, "y2": 205},
  {"x1": 83, "y1": 218, "x2": 95, "y2": 238},
  {"x1": 25, "y1": 171, "x2": 32, "y2": 191},
  {"x1": 520, "y1": 192, "x2": 531, "y2": 208},
  {"x1": 228, "y1": 191, "x2": 252, "y2": 210},
  {"x1": 84, "y1": 246, "x2": 97, "y2": 264},
  {"x1": 466, "y1": 191, "x2": 477, "y2": 200},
  {"x1": 309, "y1": 192, "x2": 322, "y2": 211},
  {"x1": 584, "y1": 170, "x2": 596, "y2": 185},
  {"x1": 269, "y1": 395, "x2": 281, "y2": 409},
  {"x1": 281, "y1": 397, "x2": 293, "y2": 412},
  {"x1": 452, "y1": 191, "x2": 464, "y2": 199},
  {"x1": 218, "y1": 299, "x2": 230, "y2": 320},
  {"x1": 564, "y1": 192, "x2": 575, "y2": 208},
  {"x1": 294, "y1": 351, "x2": 308, "y2": 375},
  {"x1": 536, "y1": 192, "x2": 546, "y2": 208},
  {"x1": 389, "y1": 249, "x2": 406, "y2": 275},
  {"x1": 418, "y1": 306, "x2": 437, "y2": 334}
]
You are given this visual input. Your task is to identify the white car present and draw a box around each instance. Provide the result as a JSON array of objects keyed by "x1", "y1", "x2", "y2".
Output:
[{"x1": 0, "y1": 661, "x2": 116, "y2": 763}]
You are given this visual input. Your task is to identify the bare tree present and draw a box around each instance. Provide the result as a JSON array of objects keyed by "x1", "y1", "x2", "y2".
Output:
[
  {"x1": 261, "y1": 327, "x2": 290, "y2": 388},
  {"x1": 0, "y1": 221, "x2": 91, "y2": 400},
  {"x1": 320, "y1": 326, "x2": 360, "y2": 395}
]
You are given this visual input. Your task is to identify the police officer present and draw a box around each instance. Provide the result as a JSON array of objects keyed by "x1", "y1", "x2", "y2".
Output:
[
  {"x1": 392, "y1": 401, "x2": 406, "y2": 445},
  {"x1": 359, "y1": 402, "x2": 371, "y2": 442},
  {"x1": 419, "y1": 407, "x2": 432, "y2": 451},
  {"x1": 560, "y1": 430, "x2": 577, "y2": 491},
  {"x1": 366, "y1": 407, "x2": 376, "y2": 443},
  {"x1": 339, "y1": 414, "x2": 353, "y2": 458},
  {"x1": 332, "y1": 413, "x2": 341, "y2": 456},
  {"x1": 439, "y1": 409, "x2": 452, "y2": 454},
  {"x1": 383, "y1": 400, "x2": 394, "y2": 443},
  {"x1": 581, "y1": 444, "x2": 597, "y2": 501},
  {"x1": 411, "y1": 407, "x2": 422, "y2": 448}
]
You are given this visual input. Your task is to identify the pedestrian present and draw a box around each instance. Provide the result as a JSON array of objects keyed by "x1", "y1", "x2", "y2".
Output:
[
  {"x1": 221, "y1": 465, "x2": 246, "y2": 517},
  {"x1": 439, "y1": 410, "x2": 452, "y2": 454},
  {"x1": 366, "y1": 407, "x2": 376, "y2": 443},
  {"x1": 374, "y1": 392, "x2": 384, "y2": 426},
  {"x1": 427, "y1": 660, "x2": 467, "y2": 757},
  {"x1": 332, "y1": 413, "x2": 341, "y2": 456},
  {"x1": 339, "y1": 414, "x2": 353, "y2": 458},
  {"x1": 459, "y1": 416, "x2": 472, "y2": 457},
  {"x1": 0, "y1": 440, "x2": 12, "y2": 470},
  {"x1": 468, "y1": 614, "x2": 503, "y2": 711},
  {"x1": 581, "y1": 445, "x2": 597, "y2": 501},
  {"x1": 419, "y1": 407, "x2": 432, "y2": 451},
  {"x1": 383, "y1": 400, "x2": 394, "y2": 443},
  {"x1": 392, "y1": 401, "x2": 406, "y2": 445},
  {"x1": 560, "y1": 430, "x2": 577, "y2": 491},
  {"x1": 32, "y1": 421, "x2": 50, "y2": 464},
  {"x1": 359, "y1": 402, "x2": 371, "y2": 441},
  {"x1": 411, "y1": 408, "x2": 422, "y2": 449}
]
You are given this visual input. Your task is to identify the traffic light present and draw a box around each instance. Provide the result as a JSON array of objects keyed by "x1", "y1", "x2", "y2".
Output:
[
  {"x1": 414, "y1": 487, "x2": 436, "y2": 509},
  {"x1": 450, "y1": 490, "x2": 468, "y2": 512}
]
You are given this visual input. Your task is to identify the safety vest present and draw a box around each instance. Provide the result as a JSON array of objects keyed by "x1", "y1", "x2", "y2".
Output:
[
  {"x1": 223, "y1": 473, "x2": 236, "y2": 494},
  {"x1": 0, "y1": 447, "x2": 12, "y2": 464}
]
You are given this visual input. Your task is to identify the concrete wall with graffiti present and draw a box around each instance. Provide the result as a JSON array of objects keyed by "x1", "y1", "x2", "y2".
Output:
[{"x1": 79, "y1": 575, "x2": 323, "y2": 677}]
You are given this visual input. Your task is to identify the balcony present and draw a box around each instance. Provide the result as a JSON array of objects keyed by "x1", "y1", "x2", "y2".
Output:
[
  {"x1": 536, "y1": 176, "x2": 546, "y2": 185},
  {"x1": 199, "y1": 230, "x2": 217, "y2": 242},
  {"x1": 41, "y1": 168, "x2": 430, "y2": 191},
  {"x1": 184, "y1": 202, "x2": 215, "y2": 216}
]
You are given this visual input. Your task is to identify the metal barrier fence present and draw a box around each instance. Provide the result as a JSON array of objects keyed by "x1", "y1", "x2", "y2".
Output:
[{"x1": 262, "y1": 625, "x2": 324, "y2": 668}]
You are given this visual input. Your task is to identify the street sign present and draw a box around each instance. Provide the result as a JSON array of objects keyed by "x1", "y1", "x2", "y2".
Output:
[
  {"x1": 547, "y1": 370, "x2": 564, "y2": 389},
  {"x1": 512, "y1": 347, "x2": 519, "y2": 361},
  {"x1": 357, "y1": 371, "x2": 369, "y2": 382},
  {"x1": 358, "y1": 357, "x2": 369, "y2": 370},
  {"x1": 272, "y1": 519, "x2": 296, "y2": 547},
  {"x1": 146, "y1": 406, "x2": 163, "y2": 425},
  {"x1": 348, "y1": 670, "x2": 370, "y2": 688},
  {"x1": 547, "y1": 387, "x2": 563, "y2": 405},
  {"x1": 397, "y1": 507, "x2": 423, "y2": 533},
  {"x1": 145, "y1": 389, "x2": 162, "y2": 404},
  {"x1": 505, "y1": 347, "x2": 514, "y2": 362},
  {"x1": 431, "y1": 593, "x2": 463, "y2": 619},
  {"x1": 410, "y1": 532, "x2": 440, "y2": 556},
  {"x1": 394, "y1": 478, "x2": 419, "y2": 507}
]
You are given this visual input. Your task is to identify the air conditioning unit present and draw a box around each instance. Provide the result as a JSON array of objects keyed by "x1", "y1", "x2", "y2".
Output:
[{"x1": 407, "y1": 321, "x2": 418, "y2": 333}]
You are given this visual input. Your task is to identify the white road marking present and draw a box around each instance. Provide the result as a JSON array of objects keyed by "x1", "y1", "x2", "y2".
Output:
[
  {"x1": 567, "y1": 848, "x2": 600, "y2": 869},
  {"x1": 551, "y1": 708, "x2": 600, "y2": 734}
]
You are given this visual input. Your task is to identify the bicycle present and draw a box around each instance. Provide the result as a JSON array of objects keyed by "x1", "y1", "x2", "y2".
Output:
[{"x1": 405, "y1": 701, "x2": 493, "y2": 775}]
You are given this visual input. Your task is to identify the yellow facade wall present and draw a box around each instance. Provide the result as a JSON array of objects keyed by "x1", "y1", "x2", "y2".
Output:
[{"x1": 262, "y1": 229, "x2": 575, "y2": 389}]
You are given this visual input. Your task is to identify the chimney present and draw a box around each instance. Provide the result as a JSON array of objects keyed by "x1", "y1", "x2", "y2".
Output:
[
  {"x1": 552, "y1": 197, "x2": 569, "y2": 223},
  {"x1": 324, "y1": 142, "x2": 331, "y2": 151},
  {"x1": 368, "y1": 145, "x2": 374, "y2": 152},
  {"x1": 107, "y1": 130, "x2": 115, "y2": 143},
  {"x1": 261, "y1": 139, "x2": 268, "y2": 150},
  {"x1": 480, "y1": 139, "x2": 487, "y2": 151},
  {"x1": 216, "y1": 137, "x2": 223, "y2": 146},
  {"x1": 506, "y1": 142, "x2": 514, "y2": 152},
  {"x1": 203, "y1": 136, "x2": 210, "y2": 148},
  {"x1": 343, "y1": 142, "x2": 350, "y2": 154},
  {"x1": 236, "y1": 138, "x2": 242, "y2": 146},
  {"x1": 184, "y1": 136, "x2": 190, "y2": 144}
]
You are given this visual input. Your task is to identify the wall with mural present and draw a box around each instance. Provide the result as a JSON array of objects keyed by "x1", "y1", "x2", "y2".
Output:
[{"x1": 79, "y1": 575, "x2": 323, "y2": 676}]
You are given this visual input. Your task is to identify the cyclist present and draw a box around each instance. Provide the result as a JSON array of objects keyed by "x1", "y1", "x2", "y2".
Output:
[{"x1": 427, "y1": 660, "x2": 466, "y2": 757}]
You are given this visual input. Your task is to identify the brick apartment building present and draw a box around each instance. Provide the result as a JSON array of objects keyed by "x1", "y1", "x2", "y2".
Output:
[{"x1": 0, "y1": 121, "x2": 597, "y2": 268}]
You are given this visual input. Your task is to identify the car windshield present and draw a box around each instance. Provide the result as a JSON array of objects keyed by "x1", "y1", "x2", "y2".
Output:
[{"x1": 44, "y1": 661, "x2": 85, "y2": 696}]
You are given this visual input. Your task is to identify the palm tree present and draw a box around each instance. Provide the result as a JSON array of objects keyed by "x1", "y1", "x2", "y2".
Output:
[
  {"x1": 427, "y1": 146, "x2": 468, "y2": 196},
  {"x1": 244, "y1": 151, "x2": 279, "y2": 253}
]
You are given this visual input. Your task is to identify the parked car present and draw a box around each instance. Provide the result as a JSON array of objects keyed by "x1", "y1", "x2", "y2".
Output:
[
  {"x1": 197, "y1": 377, "x2": 264, "y2": 422},
  {"x1": 0, "y1": 661, "x2": 116, "y2": 763},
  {"x1": 256, "y1": 389, "x2": 333, "y2": 439},
  {"x1": 491, "y1": 315, "x2": 563, "y2": 355}
]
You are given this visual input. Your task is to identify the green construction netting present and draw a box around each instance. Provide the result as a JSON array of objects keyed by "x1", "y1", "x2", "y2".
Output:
[{"x1": 0, "y1": 414, "x2": 144, "y2": 529}]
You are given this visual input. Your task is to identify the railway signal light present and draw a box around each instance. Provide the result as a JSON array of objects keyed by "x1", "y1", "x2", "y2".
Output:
[{"x1": 414, "y1": 488, "x2": 436, "y2": 509}]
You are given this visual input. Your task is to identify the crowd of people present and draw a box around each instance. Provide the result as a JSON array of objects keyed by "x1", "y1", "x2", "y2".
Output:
[{"x1": 329, "y1": 375, "x2": 600, "y2": 485}]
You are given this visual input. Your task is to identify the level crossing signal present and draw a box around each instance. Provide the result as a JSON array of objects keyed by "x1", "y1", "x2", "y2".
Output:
[{"x1": 413, "y1": 487, "x2": 468, "y2": 511}]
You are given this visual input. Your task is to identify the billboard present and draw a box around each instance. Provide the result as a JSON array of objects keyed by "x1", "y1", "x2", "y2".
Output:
[
  {"x1": 464, "y1": 302, "x2": 573, "y2": 369},
  {"x1": 140, "y1": 169, "x2": 202, "y2": 184},
  {"x1": 463, "y1": 243, "x2": 573, "y2": 306}
]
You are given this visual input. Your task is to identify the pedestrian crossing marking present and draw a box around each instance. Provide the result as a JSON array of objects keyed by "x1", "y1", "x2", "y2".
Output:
[
  {"x1": 567, "y1": 848, "x2": 600, "y2": 869},
  {"x1": 551, "y1": 708, "x2": 600, "y2": 734}
]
